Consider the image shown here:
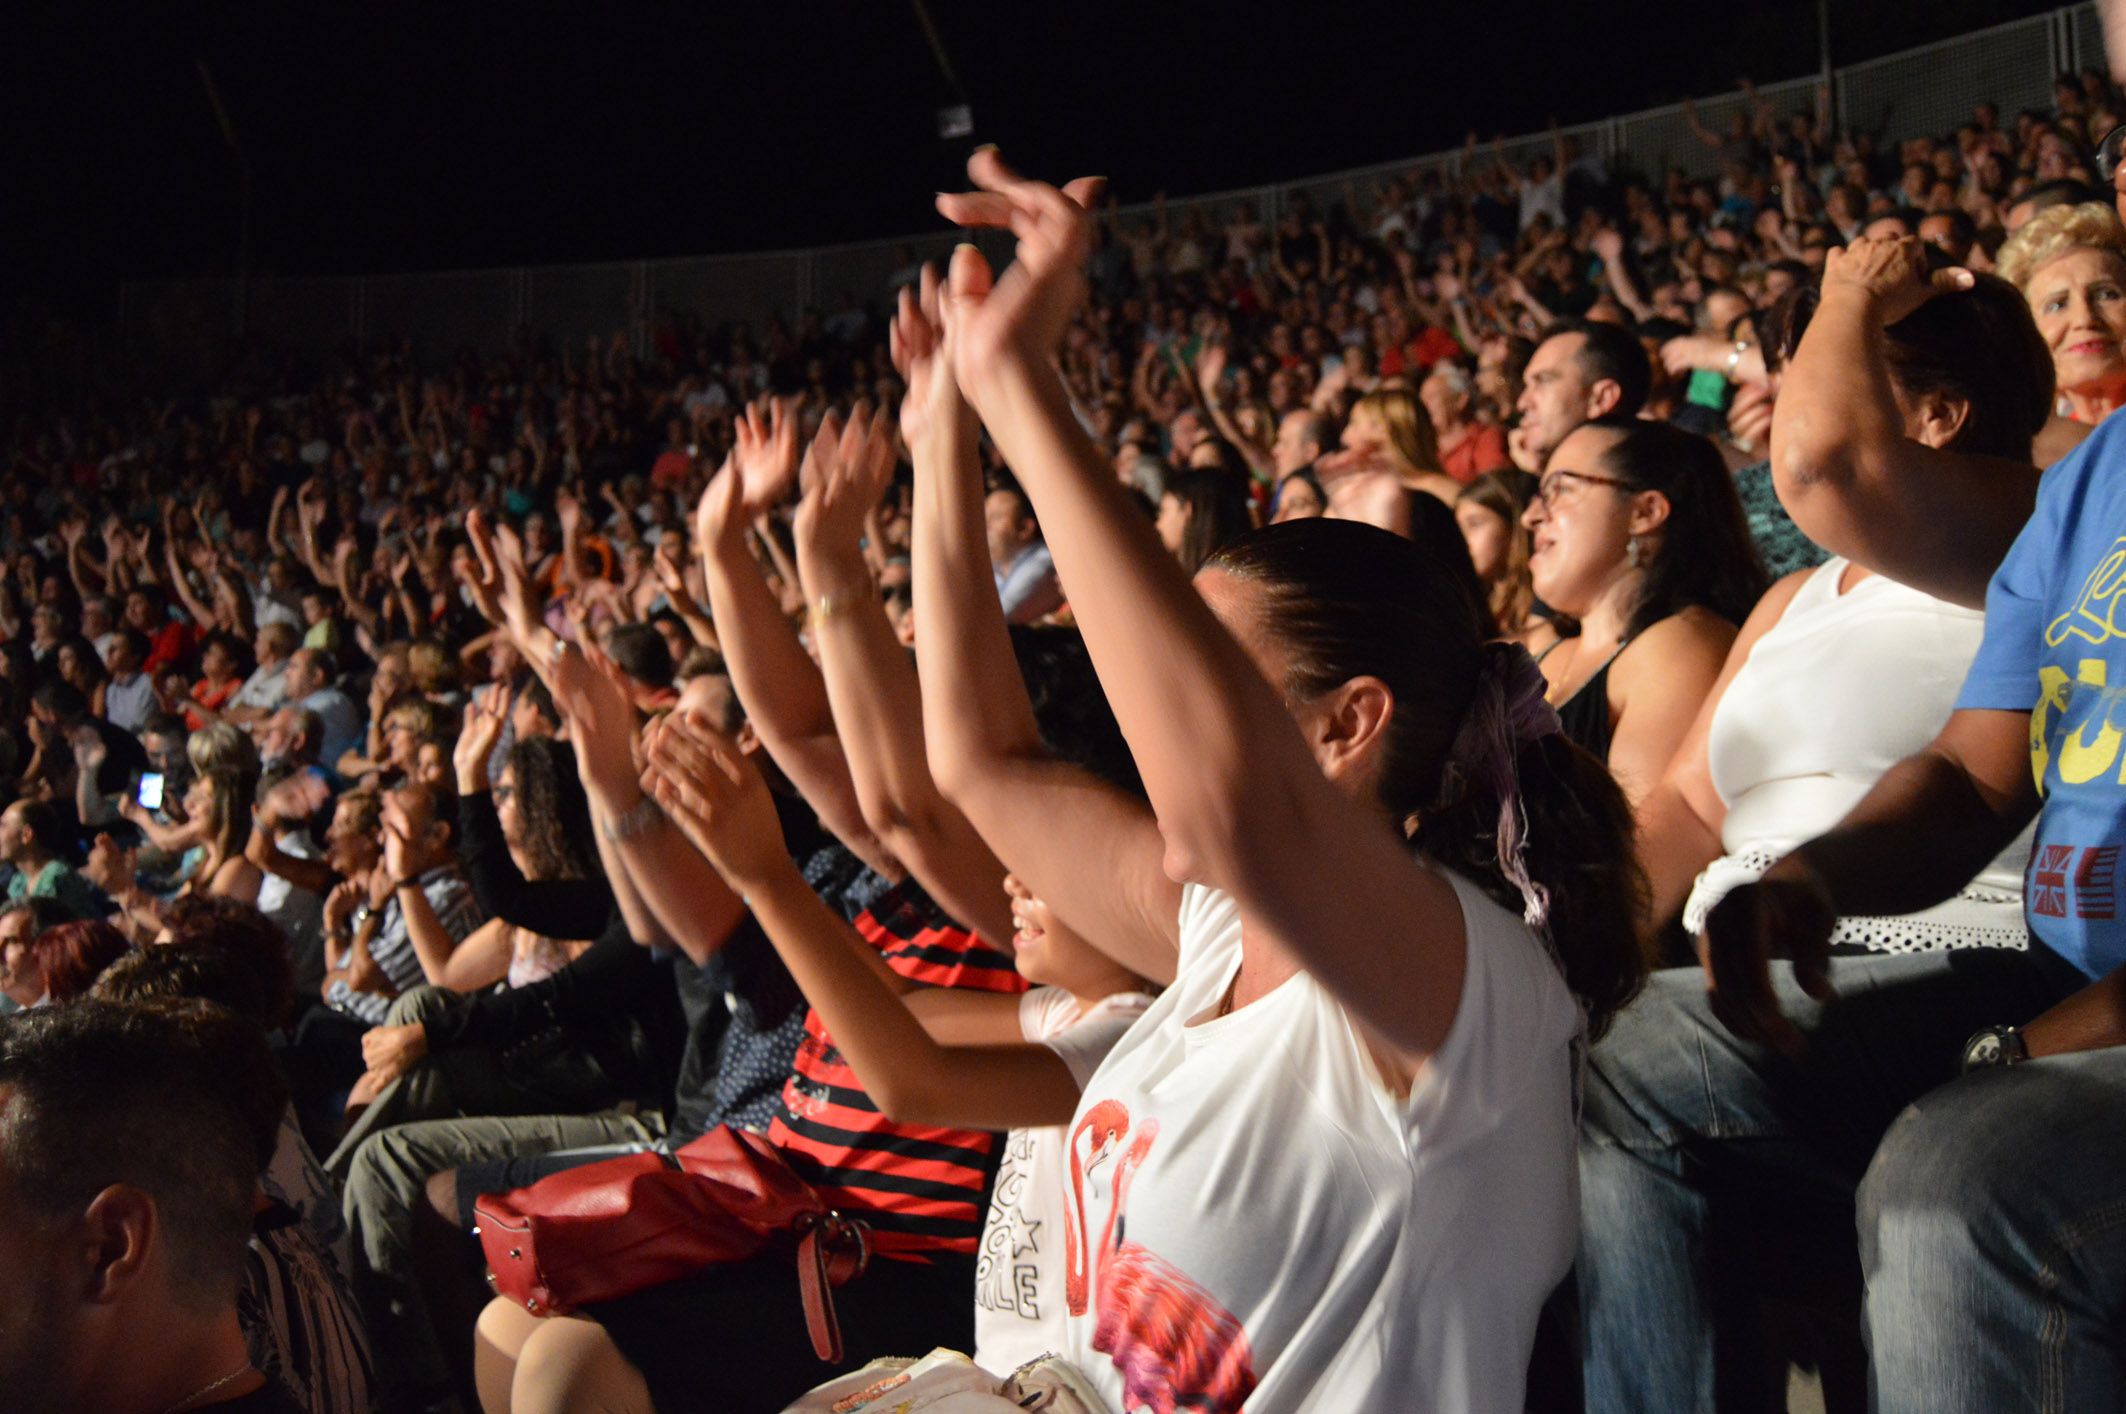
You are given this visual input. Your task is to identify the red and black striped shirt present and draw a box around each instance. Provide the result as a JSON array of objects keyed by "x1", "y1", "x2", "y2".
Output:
[{"x1": 767, "y1": 879, "x2": 1026, "y2": 1264}]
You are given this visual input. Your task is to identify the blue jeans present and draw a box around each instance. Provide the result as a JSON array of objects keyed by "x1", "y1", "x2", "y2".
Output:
[
  {"x1": 1577, "y1": 948, "x2": 2074, "y2": 1413},
  {"x1": 1859, "y1": 1047, "x2": 2126, "y2": 1413}
]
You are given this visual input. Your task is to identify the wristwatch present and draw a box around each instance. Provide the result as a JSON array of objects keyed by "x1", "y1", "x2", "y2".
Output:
[
  {"x1": 350, "y1": 902, "x2": 374, "y2": 931},
  {"x1": 1959, "y1": 1024, "x2": 2028, "y2": 1074}
]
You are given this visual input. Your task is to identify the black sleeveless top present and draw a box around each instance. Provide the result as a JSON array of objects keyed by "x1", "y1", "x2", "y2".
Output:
[{"x1": 1540, "y1": 639, "x2": 1629, "y2": 763}]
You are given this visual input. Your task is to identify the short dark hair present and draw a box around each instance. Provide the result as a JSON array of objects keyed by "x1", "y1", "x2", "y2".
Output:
[
  {"x1": 1541, "y1": 319, "x2": 1652, "y2": 417},
  {"x1": 158, "y1": 897, "x2": 297, "y2": 1030},
  {"x1": 94, "y1": 942, "x2": 274, "y2": 1026},
  {"x1": 29, "y1": 679, "x2": 87, "y2": 724},
  {"x1": 2017, "y1": 178, "x2": 2104, "y2": 215},
  {"x1": 0, "y1": 1001, "x2": 284, "y2": 1311},
  {"x1": 0, "y1": 897, "x2": 70, "y2": 938},
  {"x1": 1763, "y1": 264, "x2": 2052, "y2": 459},
  {"x1": 7, "y1": 800, "x2": 70, "y2": 858},
  {"x1": 604, "y1": 624, "x2": 674, "y2": 691},
  {"x1": 1923, "y1": 209, "x2": 1978, "y2": 247},
  {"x1": 517, "y1": 676, "x2": 561, "y2": 731},
  {"x1": 142, "y1": 712, "x2": 191, "y2": 743}
]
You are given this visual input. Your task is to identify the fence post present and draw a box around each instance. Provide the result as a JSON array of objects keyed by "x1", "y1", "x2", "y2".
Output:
[{"x1": 633, "y1": 262, "x2": 650, "y2": 361}]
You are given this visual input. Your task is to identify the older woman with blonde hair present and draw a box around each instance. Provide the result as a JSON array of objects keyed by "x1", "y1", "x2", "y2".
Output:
[{"x1": 1995, "y1": 201, "x2": 2126, "y2": 448}]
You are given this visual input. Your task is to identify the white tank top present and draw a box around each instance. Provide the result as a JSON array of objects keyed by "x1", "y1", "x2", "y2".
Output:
[{"x1": 1686, "y1": 558, "x2": 2030, "y2": 952}]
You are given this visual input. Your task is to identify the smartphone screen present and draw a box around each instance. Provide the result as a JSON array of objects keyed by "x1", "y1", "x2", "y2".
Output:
[{"x1": 137, "y1": 772, "x2": 165, "y2": 812}]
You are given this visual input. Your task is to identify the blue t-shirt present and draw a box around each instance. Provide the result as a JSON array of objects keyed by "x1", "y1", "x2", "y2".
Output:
[{"x1": 1960, "y1": 413, "x2": 2126, "y2": 979}]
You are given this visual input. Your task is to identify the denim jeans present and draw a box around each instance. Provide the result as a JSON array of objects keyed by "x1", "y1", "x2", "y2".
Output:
[
  {"x1": 1577, "y1": 947, "x2": 2075, "y2": 1413},
  {"x1": 1860, "y1": 1046, "x2": 2126, "y2": 1413},
  {"x1": 340, "y1": 1106, "x2": 657, "y2": 1408}
]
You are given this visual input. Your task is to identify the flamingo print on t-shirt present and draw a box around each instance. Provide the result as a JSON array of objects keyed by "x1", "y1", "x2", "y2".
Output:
[{"x1": 1064, "y1": 1099, "x2": 1256, "y2": 1414}]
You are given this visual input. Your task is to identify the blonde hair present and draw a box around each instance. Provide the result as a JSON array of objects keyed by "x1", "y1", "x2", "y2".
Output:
[
  {"x1": 406, "y1": 639, "x2": 460, "y2": 696},
  {"x1": 186, "y1": 721, "x2": 259, "y2": 785},
  {"x1": 1996, "y1": 202, "x2": 2126, "y2": 291},
  {"x1": 1351, "y1": 388, "x2": 1444, "y2": 478}
]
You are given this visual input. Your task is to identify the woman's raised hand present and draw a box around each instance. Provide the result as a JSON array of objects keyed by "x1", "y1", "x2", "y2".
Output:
[
  {"x1": 891, "y1": 263, "x2": 972, "y2": 453},
  {"x1": 793, "y1": 404, "x2": 895, "y2": 557},
  {"x1": 453, "y1": 684, "x2": 509, "y2": 791},
  {"x1": 1821, "y1": 234, "x2": 1973, "y2": 325},
  {"x1": 733, "y1": 396, "x2": 803, "y2": 515},
  {"x1": 466, "y1": 509, "x2": 537, "y2": 641},
  {"x1": 695, "y1": 453, "x2": 749, "y2": 555},
  {"x1": 642, "y1": 709, "x2": 788, "y2": 890},
  {"x1": 933, "y1": 148, "x2": 1105, "y2": 401}
]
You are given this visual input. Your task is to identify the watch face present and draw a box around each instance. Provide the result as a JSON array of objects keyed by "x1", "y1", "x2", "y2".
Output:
[{"x1": 1966, "y1": 1033, "x2": 2003, "y2": 1067}]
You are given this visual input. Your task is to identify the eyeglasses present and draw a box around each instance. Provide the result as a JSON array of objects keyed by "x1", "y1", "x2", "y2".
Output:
[
  {"x1": 2100, "y1": 124, "x2": 2126, "y2": 184},
  {"x1": 1534, "y1": 469, "x2": 1639, "y2": 507}
]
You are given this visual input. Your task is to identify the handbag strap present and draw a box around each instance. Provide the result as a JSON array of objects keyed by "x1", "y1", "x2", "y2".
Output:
[{"x1": 793, "y1": 1212, "x2": 871, "y2": 1364}]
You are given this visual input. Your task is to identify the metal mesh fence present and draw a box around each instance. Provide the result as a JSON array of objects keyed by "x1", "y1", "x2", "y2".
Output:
[
  {"x1": 1837, "y1": 13, "x2": 2059, "y2": 151},
  {"x1": 1614, "y1": 77, "x2": 1820, "y2": 184},
  {"x1": 527, "y1": 262, "x2": 638, "y2": 349},
  {"x1": 118, "y1": 5, "x2": 2103, "y2": 386},
  {"x1": 360, "y1": 270, "x2": 519, "y2": 362}
]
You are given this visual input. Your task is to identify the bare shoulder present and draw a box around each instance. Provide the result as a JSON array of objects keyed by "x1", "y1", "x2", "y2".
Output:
[{"x1": 1615, "y1": 606, "x2": 1739, "y2": 687}]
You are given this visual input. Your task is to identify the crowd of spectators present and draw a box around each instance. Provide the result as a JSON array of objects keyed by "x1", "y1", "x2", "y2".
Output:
[{"x1": 6, "y1": 58, "x2": 2126, "y2": 1414}]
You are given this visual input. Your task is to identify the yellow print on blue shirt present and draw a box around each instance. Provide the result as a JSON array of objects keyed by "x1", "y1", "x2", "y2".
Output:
[{"x1": 2045, "y1": 535, "x2": 2126, "y2": 649}]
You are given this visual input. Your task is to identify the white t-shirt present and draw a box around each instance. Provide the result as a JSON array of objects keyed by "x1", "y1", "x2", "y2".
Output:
[
  {"x1": 974, "y1": 987, "x2": 1156, "y2": 1374},
  {"x1": 1057, "y1": 874, "x2": 1579, "y2": 1413}
]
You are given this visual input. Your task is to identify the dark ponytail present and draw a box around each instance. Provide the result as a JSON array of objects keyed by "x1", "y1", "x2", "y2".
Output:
[{"x1": 1210, "y1": 519, "x2": 1646, "y2": 1037}]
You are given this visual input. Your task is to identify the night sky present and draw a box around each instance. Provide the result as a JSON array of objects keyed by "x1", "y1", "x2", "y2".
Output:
[{"x1": 4, "y1": 0, "x2": 2073, "y2": 321}]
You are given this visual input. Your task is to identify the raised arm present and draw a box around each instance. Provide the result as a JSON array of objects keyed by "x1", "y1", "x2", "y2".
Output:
[
  {"x1": 939, "y1": 152, "x2": 1470, "y2": 1064},
  {"x1": 791, "y1": 403, "x2": 1014, "y2": 946},
  {"x1": 1771, "y1": 235, "x2": 2038, "y2": 608},
  {"x1": 470, "y1": 511, "x2": 750, "y2": 967},
  {"x1": 1682, "y1": 95, "x2": 1723, "y2": 151},
  {"x1": 1191, "y1": 343, "x2": 1277, "y2": 484},
  {"x1": 898, "y1": 268, "x2": 1183, "y2": 983},
  {"x1": 695, "y1": 408, "x2": 900, "y2": 878},
  {"x1": 646, "y1": 716, "x2": 1078, "y2": 1130},
  {"x1": 1591, "y1": 228, "x2": 1654, "y2": 324}
]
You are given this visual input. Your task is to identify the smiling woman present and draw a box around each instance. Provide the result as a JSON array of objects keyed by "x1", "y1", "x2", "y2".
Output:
[{"x1": 1996, "y1": 201, "x2": 2126, "y2": 426}]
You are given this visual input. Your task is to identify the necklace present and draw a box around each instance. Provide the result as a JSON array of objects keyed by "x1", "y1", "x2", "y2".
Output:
[{"x1": 159, "y1": 1359, "x2": 254, "y2": 1414}]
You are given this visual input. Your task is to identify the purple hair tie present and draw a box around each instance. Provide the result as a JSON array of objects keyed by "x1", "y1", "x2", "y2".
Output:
[{"x1": 1437, "y1": 642, "x2": 1561, "y2": 936}]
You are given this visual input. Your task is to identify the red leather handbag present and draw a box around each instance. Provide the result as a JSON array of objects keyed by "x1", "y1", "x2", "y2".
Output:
[{"x1": 472, "y1": 1127, "x2": 871, "y2": 1361}]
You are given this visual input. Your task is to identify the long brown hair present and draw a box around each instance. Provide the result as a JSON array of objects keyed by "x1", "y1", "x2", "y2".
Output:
[
  {"x1": 1208, "y1": 519, "x2": 1645, "y2": 1037},
  {"x1": 1457, "y1": 470, "x2": 1540, "y2": 638}
]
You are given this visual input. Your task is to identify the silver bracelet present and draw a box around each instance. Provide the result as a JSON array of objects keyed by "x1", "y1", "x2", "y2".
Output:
[{"x1": 602, "y1": 794, "x2": 663, "y2": 843}]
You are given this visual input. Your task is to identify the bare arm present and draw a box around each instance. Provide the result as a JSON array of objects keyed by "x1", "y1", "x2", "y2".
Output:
[
  {"x1": 1771, "y1": 237, "x2": 2037, "y2": 608},
  {"x1": 1605, "y1": 611, "x2": 1740, "y2": 810},
  {"x1": 696, "y1": 412, "x2": 901, "y2": 878},
  {"x1": 1636, "y1": 572, "x2": 1810, "y2": 932},
  {"x1": 1701, "y1": 706, "x2": 2039, "y2": 1051},
  {"x1": 792, "y1": 405, "x2": 1014, "y2": 945},
  {"x1": 898, "y1": 271, "x2": 1184, "y2": 984},
  {"x1": 646, "y1": 723, "x2": 1079, "y2": 1129},
  {"x1": 941, "y1": 158, "x2": 1469, "y2": 1068},
  {"x1": 437, "y1": 916, "x2": 516, "y2": 992}
]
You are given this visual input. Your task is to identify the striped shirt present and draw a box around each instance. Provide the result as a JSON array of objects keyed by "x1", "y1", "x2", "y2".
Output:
[
  {"x1": 767, "y1": 879, "x2": 1026, "y2": 1264},
  {"x1": 326, "y1": 867, "x2": 484, "y2": 1025}
]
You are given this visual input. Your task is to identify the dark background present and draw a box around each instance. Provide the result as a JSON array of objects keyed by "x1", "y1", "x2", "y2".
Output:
[{"x1": 2, "y1": 0, "x2": 2078, "y2": 321}]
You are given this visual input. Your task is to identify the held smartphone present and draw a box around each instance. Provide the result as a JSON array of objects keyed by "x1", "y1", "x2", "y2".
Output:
[{"x1": 136, "y1": 771, "x2": 165, "y2": 812}]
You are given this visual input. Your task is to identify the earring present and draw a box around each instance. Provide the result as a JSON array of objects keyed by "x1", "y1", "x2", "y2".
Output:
[{"x1": 1625, "y1": 535, "x2": 1644, "y2": 569}]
